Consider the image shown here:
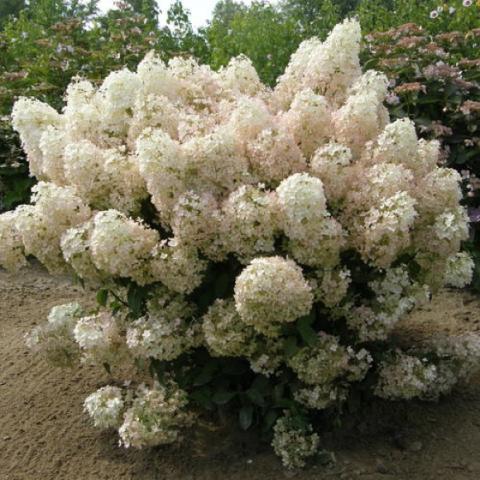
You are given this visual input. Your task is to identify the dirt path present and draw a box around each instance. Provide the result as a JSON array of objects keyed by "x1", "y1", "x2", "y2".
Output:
[{"x1": 1, "y1": 264, "x2": 480, "y2": 480}]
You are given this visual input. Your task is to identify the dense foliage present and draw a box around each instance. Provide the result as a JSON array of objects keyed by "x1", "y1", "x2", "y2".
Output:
[{"x1": 2, "y1": 19, "x2": 480, "y2": 468}]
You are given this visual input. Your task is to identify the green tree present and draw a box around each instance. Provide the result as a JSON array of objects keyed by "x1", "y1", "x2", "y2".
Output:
[
  {"x1": 0, "y1": 0, "x2": 26, "y2": 28},
  {"x1": 163, "y1": 0, "x2": 210, "y2": 61},
  {"x1": 126, "y1": 0, "x2": 159, "y2": 16},
  {"x1": 207, "y1": 1, "x2": 301, "y2": 86},
  {"x1": 280, "y1": 0, "x2": 341, "y2": 37}
]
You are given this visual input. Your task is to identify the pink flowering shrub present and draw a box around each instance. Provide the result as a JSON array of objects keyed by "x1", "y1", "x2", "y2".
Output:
[{"x1": 1, "y1": 20, "x2": 480, "y2": 468}]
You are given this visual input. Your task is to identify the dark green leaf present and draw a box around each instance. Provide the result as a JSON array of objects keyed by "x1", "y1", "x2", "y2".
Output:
[
  {"x1": 273, "y1": 383, "x2": 285, "y2": 402},
  {"x1": 239, "y1": 405, "x2": 254, "y2": 430},
  {"x1": 297, "y1": 314, "x2": 318, "y2": 347},
  {"x1": 149, "y1": 358, "x2": 166, "y2": 383},
  {"x1": 213, "y1": 272, "x2": 231, "y2": 298},
  {"x1": 274, "y1": 398, "x2": 296, "y2": 409},
  {"x1": 96, "y1": 289, "x2": 108, "y2": 307},
  {"x1": 251, "y1": 375, "x2": 270, "y2": 394},
  {"x1": 127, "y1": 284, "x2": 146, "y2": 317},
  {"x1": 222, "y1": 359, "x2": 248, "y2": 375},
  {"x1": 262, "y1": 409, "x2": 279, "y2": 432},
  {"x1": 212, "y1": 390, "x2": 236, "y2": 405},
  {"x1": 190, "y1": 387, "x2": 214, "y2": 410},
  {"x1": 283, "y1": 336, "x2": 299, "y2": 358},
  {"x1": 246, "y1": 388, "x2": 265, "y2": 406},
  {"x1": 193, "y1": 360, "x2": 218, "y2": 386}
]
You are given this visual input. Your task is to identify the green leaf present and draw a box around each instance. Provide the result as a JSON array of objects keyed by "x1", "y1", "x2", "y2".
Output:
[
  {"x1": 190, "y1": 387, "x2": 214, "y2": 410},
  {"x1": 239, "y1": 405, "x2": 254, "y2": 430},
  {"x1": 274, "y1": 398, "x2": 296, "y2": 409},
  {"x1": 297, "y1": 315, "x2": 318, "y2": 347},
  {"x1": 246, "y1": 388, "x2": 265, "y2": 406},
  {"x1": 149, "y1": 358, "x2": 166, "y2": 383},
  {"x1": 127, "y1": 284, "x2": 146, "y2": 317},
  {"x1": 273, "y1": 383, "x2": 285, "y2": 403},
  {"x1": 222, "y1": 359, "x2": 248, "y2": 376},
  {"x1": 212, "y1": 390, "x2": 236, "y2": 405},
  {"x1": 262, "y1": 409, "x2": 279, "y2": 432},
  {"x1": 102, "y1": 362, "x2": 111, "y2": 375},
  {"x1": 251, "y1": 375, "x2": 270, "y2": 394},
  {"x1": 96, "y1": 289, "x2": 108, "y2": 307},
  {"x1": 111, "y1": 301, "x2": 122, "y2": 315},
  {"x1": 283, "y1": 336, "x2": 299, "y2": 358},
  {"x1": 193, "y1": 360, "x2": 218, "y2": 386}
]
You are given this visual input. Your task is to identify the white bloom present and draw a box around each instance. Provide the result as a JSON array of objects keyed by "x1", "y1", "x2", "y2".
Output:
[
  {"x1": 74, "y1": 311, "x2": 126, "y2": 366},
  {"x1": 25, "y1": 303, "x2": 83, "y2": 367},
  {"x1": 272, "y1": 415, "x2": 319, "y2": 469},
  {"x1": 126, "y1": 287, "x2": 198, "y2": 361},
  {"x1": 84, "y1": 386, "x2": 124, "y2": 429},
  {"x1": 89, "y1": 210, "x2": 158, "y2": 285},
  {"x1": 444, "y1": 252, "x2": 474, "y2": 288},
  {"x1": 118, "y1": 382, "x2": 190, "y2": 448},
  {"x1": 202, "y1": 299, "x2": 256, "y2": 357},
  {"x1": 276, "y1": 173, "x2": 327, "y2": 239},
  {"x1": 0, "y1": 211, "x2": 26, "y2": 271},
  {"x1": 234, "y1": 256, "x2": 313, "y2": 337}
]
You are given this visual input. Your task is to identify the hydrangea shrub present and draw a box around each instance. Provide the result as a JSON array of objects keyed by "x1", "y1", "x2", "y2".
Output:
[{"x1": 1, "y1": 19, "x2": 480, "y2": 468}]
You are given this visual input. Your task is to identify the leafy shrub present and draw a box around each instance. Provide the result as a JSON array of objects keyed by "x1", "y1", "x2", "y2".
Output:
[
  {"x1": 357, "y1": 0, "x2": 480, "y2": 34},
  {"x1": 2, "y1": 19, "x2": 480, "y2": 468},
  {"x1": 0, "y1": 116, "x2": 32, "y2": 210}
]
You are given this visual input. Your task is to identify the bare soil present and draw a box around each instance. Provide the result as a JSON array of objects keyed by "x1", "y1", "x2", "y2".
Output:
[{"x1": 1, "y1": 263, "x2": 480, "y2": 480}]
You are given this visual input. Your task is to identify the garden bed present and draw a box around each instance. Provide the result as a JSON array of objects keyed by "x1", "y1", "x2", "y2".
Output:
[{"x1": 1, "y1": 263, "x2": 480, "y2": 480}]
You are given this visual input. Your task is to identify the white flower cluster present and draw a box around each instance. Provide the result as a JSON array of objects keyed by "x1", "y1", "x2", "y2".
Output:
[
  {"x1": 0, "y1": 211, "x2": 26, "y2": 272},
  {"x1": 126, "y1": 287, "x2": 200, "y2": 361},
  {"x1": 7, "y1": 18, "x2": 478, "y2": 466},
  {"x1": 288, "y1": 334, "x2": 371, "y2": 387},
  {"x1": 74, "y1": 311, "x2": 127, "y2": 366},
  {"x1": 118, "y1": 382, "x2": 191, "y2": 448},
  {"x1": 84, "y1": 386, "x2": 124, "y2": 429},
  {"x1": 27, "y1": 303, "x2": 130, "y2": 368},
  {"x1": 84, "y1": 382, "x2": 191, "y2": 448},
  {"x1": 444, "y1": 252, "x2": 474, "y2": 288},
  {"x1": 294, "y1": 383, "x2": 347, "y2": 411},
  {"x1": 375, "y1": 333, "x2": 480, "y2": 401},
  {"x1": 346, "y1": 266, "x2": 431, "y2": 342},
  {"x1": 234, "y1": 256, "x2": 313, "y2": 337},
  {"x1": 374, "y1": 351, "x2": 439, "y2": 400},
  {"x1": 272, "y1": 415, "x2": 320, "y2": 469},
  {"x1": 202, "y1": 298, "x2": 256, "y2": 358},
  {"x1": 25, "y1": 302, "x2": 83, "y2": 367}
]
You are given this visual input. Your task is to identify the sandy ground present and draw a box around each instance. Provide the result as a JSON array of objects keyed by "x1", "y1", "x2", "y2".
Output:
[{"x1": 1, "y1": 264, "x2": 480, "y2": 480}]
